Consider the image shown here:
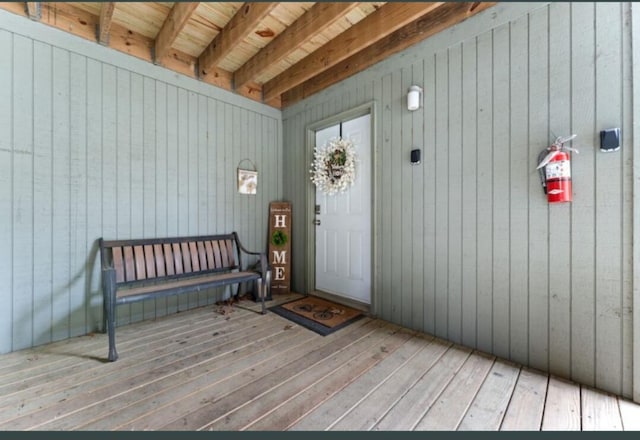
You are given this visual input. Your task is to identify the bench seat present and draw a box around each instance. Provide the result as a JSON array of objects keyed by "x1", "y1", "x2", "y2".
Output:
[{"x1": 115, "y1": 271, "x2": 262, "y2": 302}]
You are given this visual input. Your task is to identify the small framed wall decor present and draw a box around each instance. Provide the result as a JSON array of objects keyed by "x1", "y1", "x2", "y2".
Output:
[{"x1": 237, "y1": 159, "x2": 258, "y2": 195}]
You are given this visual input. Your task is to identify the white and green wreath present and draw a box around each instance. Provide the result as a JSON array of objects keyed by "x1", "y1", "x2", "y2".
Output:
[{"x1": 310, "y1": 137, "x2": 357, "y2": 195}]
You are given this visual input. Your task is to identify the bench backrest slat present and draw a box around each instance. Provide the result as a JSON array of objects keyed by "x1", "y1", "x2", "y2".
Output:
[
  {"x1": 154, "y1": 244, "x2": 165, "y2": 277},
  {"x1": 124, "y1": 246, "x2": 136, "y2": 282},
  {"x1": 163, "y1": 243, "x2": 175, "y2": 276},
  {"x1": 226, "y1": 240, "x2": 235, "y2": 266},
  {"x1": 189, "y1": 242, "x2": 200, "y2": 272},
  {"x1": 144, "y1": 245, "x2": 156, "y2": 278},
  {"x1": 172, "y1": 243, "x2": 183, "y2": 275},
  {"x1": 211, "y1": 241, "x2": 222, "y2": 268},
  {"x1": 203, "y1": 241, "x2": 214, "y2": 270},
  {"x1": 220, "y1": 240, "x2": 229, "y2": 267},
  {"x1": 113, "y1": 247, "x2": 125, "y2": 283},
  {"x1": 181, "y1": 242, "x2": 191, "y2": 273},
  {"x1": 197, "y1": 242, "x2": 207, "y2": 270},
  {"x1": 102, "y1": 234, "x2": 242, "y2": 285},
  {"x1": 134, "y1": 246, "x2": 146, "y2": 280}
]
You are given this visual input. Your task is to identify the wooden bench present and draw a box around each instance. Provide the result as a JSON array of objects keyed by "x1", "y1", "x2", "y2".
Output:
[{"x1": 99, "y1": 232, "x2": 270, "y2": 362}]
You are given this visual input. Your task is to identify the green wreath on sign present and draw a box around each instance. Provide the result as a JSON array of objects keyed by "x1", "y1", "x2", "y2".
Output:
[{"x1": 271, "y1": 230, "x2": 288, "y2": 247}]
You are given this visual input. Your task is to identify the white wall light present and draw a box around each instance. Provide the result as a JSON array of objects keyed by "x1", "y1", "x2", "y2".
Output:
[{"x1": 407, "y1": 85, "x2": 423, "y2": 111}]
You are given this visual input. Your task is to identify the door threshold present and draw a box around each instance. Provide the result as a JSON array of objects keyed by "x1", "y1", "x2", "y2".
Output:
[{"x1": 310, "y1": 290, "x2": 371, "y2": 316}]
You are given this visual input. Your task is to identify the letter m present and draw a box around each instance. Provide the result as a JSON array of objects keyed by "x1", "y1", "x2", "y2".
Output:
[{"x1": 272, "y1": 250, "x2": 287, "y2": 265}]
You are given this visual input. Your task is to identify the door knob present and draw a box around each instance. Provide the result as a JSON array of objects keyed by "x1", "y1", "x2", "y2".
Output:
[{"x1": 313, "y1": 219, "x2": 321, "y2": 226}]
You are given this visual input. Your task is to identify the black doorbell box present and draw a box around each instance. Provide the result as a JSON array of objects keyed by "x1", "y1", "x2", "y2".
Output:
[
  {"x1": 410, "y1": 149, "x2": 421, "y2": 165},
  {"x1": 600, "y1": 128, "x2": 620, "y2": 152}
]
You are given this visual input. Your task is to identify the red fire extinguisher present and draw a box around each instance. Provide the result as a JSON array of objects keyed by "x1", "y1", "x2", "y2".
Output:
[{"x1": 536, "y1": 134, "x2": 578, "y2": 203}]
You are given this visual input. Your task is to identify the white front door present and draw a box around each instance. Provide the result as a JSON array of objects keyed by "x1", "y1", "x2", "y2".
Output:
[{"x1": 314, "y1": 114, "x2": 371, "y2": 304}]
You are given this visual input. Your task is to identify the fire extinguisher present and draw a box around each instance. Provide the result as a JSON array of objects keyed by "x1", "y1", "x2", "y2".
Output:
[{"x1": 536, "y1": 134, "x2": 578, "y2": 203}]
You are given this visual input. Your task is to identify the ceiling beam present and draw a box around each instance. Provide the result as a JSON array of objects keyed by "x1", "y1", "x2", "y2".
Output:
[
  {"x1": 154, "y1": 2, "x2": 200, "y2": 64},
  {"x1": 262, "y1": 2, "x2": 445, "y2": 103},
  {"x1": 25, "y1": 2, "x2": 40, "y2": 20},
  {"x1": 98, "y1": 2, "x2": 116, "y2": 45},
  {"x1": 198, "y1": 2, "x2": 278, "y2": 77},
  {"x1": 281, "y1": 2, "x2": 497, "y2": 108},
  {"x1": 233, "y1": 2, "x2": 359, "y2": 90}
]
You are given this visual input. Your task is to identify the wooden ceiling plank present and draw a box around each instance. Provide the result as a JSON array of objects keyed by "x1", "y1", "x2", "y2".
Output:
[
  {"x1": 281, "y1": 2, "x2": 497, "y2": 108},
  {"x1": 233, "y1": 2, "x2": 359, "y2": 90},
  {"x1": 154, "y1": 2, "x2": 200, "y2": 64},
  {"x1": 263, "y1": 2, "x2": 445, "y2": 102},
  {"x1": 25, "y1": 2, "x2": 40, "y2": 20},
  {"x1": 198, "y1": 2, "x2": 279, "y2": 77},
  {"x1": 98, "y1": 2, "x2": 116, "y2": 45}
]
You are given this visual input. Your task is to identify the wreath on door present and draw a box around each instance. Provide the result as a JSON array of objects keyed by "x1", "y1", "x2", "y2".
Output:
[{"x1": 310, "y1": 137, "x2": 357, "y2": 195}]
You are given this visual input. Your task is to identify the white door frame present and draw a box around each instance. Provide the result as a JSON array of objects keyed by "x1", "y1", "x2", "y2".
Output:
[{"x1": 304, "y1": 101, "x2": 378, "y2": 315}]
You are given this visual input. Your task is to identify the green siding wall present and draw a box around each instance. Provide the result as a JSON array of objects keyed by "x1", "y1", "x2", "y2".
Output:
[
  {"x1": 0, "y1": 10, "x2": 282, "y2": 354},
  {"x1": 282, "y1": 2, "x2": 636, "y2": 399}
]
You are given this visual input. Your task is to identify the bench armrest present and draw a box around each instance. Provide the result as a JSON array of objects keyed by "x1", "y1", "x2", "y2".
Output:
[{"x1": 233, "y1": 232, "x2": 268, "y2": 277}]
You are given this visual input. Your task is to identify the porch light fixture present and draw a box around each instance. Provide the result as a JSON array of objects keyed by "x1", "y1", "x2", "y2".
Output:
[{"x1": 407, "y1": 85, "x2": 422, "y2": 111}]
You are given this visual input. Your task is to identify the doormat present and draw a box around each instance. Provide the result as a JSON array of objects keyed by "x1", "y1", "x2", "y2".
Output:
[{"x1": 269, "y1": 296, "x2": 364, "y2": 336}]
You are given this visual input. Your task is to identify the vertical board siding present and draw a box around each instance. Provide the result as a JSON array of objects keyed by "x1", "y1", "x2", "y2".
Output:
[
  {"x1": 570, "y1": 3, "x2": 597, "y2": 387},
  {"x1": 282, "y1": 2, "x2": 634, "y2": 399},
  {"x1": 547, "y1": 2, "x2": 572, "y2": 379},
  {"x1": 33, "y1": 40, "x2": 54, "y2": 347},
  {"x1": 411, "y1": 61, "x2": 425, "y2": 333},
  {"x1": 620, "y1": 1, "x2": 634, "y2": 399},
  {"x1": 594, "y1": 2, "x2": 624, "y2": 396},
  {"x1": 12, "y1": 34, "x2": 34, "y2": 350},
  {"x1": 527, "y1": 5, "x2": 550, "y2": 374},
  {"x1": 0, "y1": 20, "x2": 282, "y2": 353},
  {"x1": 475, "y1": 29, "x2": 493, "y2": 355},
  {"x1": 508, "y1": 13, "x2": 529, "y2": 365},
  {"x1": 0, "y1": 30, "x2": 12, "y2": 354},
  {"x1": 69, "y1": 52, "x2": 88, "y2": 338}
]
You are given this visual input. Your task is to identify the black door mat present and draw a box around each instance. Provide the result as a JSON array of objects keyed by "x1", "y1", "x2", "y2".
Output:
[{"x1": 268, "y1": 296, "x2": 364, "y2": 336}]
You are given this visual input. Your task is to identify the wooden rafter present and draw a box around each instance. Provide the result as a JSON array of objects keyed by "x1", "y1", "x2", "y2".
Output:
[
  {"x1": 25, "y1": 2, "x2": 40, "y2": 20},
  {"x1": 154, "y1": 2, "x2": 200, "y2": 64},
  {"x1": 98, "y1": 2, "x2": 116, "y2": 45},
  {"x1": 198, "y1": 2, "x2": 278, "y2": 77},
  {"x1": 233, "y1": 2, "x2": 359, "y2": 90},
  {"x1": 282, "y1": 2, "x2": 497, "y2": 108},
  {"x1": 262, "y1": 2, "x2": 445, "y2": 103}
]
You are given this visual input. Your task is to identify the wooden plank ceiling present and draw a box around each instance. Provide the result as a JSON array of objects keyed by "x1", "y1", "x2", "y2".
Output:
[{"x1": 0, "y1": 2, "x2": 496, "y2": 108}]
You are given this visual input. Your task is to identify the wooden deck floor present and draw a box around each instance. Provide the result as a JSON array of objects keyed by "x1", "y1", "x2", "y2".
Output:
[{"x1": 0, "y1": 298, "x2": 639, "y2": 431}]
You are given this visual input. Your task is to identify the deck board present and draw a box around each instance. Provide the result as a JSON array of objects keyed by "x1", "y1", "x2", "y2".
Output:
[
  {"x1": 2, "y1": 314, "x2": 284, "y2": 429},
  {"x1": 458, "y1": 360, "x2": 520, "y2": 430},
  {"x1": 541, "y1": 376, "x2": 582, "y2": 430},
  {"x1": 581, "y1": 387, "x2": 623, "y2": 431},
  {"x1": 74, "y1": 325, "x2": 312, "y2": 430},
  {"x1": 0, "y1": 309, "x2": 262, "y2": 422},
  {"x1": 500, "y1": 367, "x2": 549, "y2": 430},
  {"x1": 246, "y1": 328, "x2": 418, "y2": 431},
  {"x1": 123, "y1": 317, "x2": 375, "y2": 430},
  {"x1": 203, "y1": 321, "x2": 398, "y2": 431},
  {"x1": 34, "y1": 319, "x2": 299, "y2": 430},
  {"x1": 0, "y1": 303, "x2": 638, "y2": 431},
  {"x1": 289, "y1": 334, "x2": 432, "y2": 431},
  {"x1": 328, "y1": 338, "x2": 452, "y2": 430},
  {"x1": 413, "y1": 351, "x2": 495, "y2": 430},
  {"x1": 373, "y1": 345, "x2": 472, "y2": 430},
  {"x1": 619, "y1": 398, "x2": 640, "y2": 430},
  {"x1": 158, "y1": 318, "x2": 382, "y2": 430}
]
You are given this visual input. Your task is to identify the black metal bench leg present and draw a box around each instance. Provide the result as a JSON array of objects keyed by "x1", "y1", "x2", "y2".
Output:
[
  {"x1": 258, "y1": 278, "x2": 266, "y2": 315},
  {"x1": 104, "y1": 268, "x2": 119, "y2": 362}
]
